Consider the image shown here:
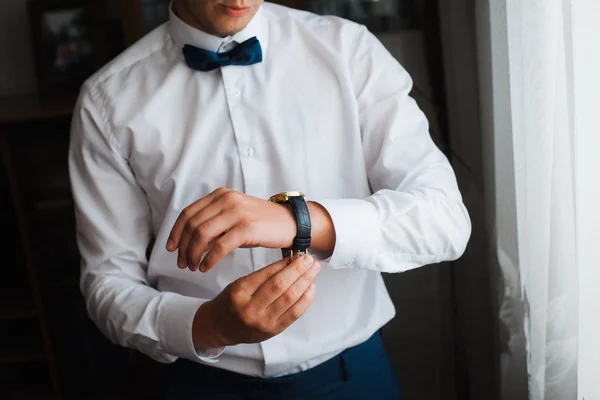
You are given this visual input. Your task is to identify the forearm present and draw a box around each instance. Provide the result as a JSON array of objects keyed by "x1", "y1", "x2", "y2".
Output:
[
  {"x1": 369, "y1": 188, "x2": 471, "y2": 269},
  {"x1": 82, "y1": 267, "x2": 211, "y2": 363},
  {"x1": 317, "y1": 187, "x2": 471, "y2": 273}
]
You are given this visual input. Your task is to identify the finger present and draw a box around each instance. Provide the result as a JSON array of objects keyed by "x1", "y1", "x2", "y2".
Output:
[
  {"x1": 191, "y1": 217, "x2": 239, "y2": 272},
  {"x1": 239, "y1": 258, "x2": 290, "y2": 294},
  {"x1": 266, "y1": 261, "x2": 320, "y2": 318},
  {"x1": 251, "y1": 255, "x2": 316, "y2": 309},
  {"x1": 167, "y1": 188, "x2": 230, "y2": 252},
  {"x1": 177, "y1": 202, "x2": 224, "y2": 270},
  {"x1": 276, "y1": 283, "x2": 316, "y2": 329},
  {"x1": 204, "y1": 237, "x2": 220, "y2": 252}
]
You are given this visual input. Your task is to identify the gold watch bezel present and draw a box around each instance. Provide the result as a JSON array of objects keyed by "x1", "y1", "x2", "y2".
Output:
[{"x1": 268, "y1": 191, "x2": 305, "y2": 203}]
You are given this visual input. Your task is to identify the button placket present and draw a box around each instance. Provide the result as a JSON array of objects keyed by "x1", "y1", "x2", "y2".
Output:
[{"x1": 221, "y1": 68, "x2": 263, "y2": 235}]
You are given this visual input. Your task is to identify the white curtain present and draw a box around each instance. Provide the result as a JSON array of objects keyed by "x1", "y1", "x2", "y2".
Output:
[
  {"x1": 481, "y1": 0, "x2": 600, "y2": 399},
  {"x1": 506, "y1": 0, "x2": 578, "y2": 398},
  {"x1": 572, "y1": 1, "x2": 600, "y2": 398}
]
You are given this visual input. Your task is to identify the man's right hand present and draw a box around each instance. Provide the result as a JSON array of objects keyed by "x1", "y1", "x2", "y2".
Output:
[{"x1": 192, "y1": 254, "x2": 321, "y2": 349}]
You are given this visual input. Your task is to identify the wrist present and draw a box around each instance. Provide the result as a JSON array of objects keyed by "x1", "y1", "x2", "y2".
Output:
[
  {"x1": 268, "y1": 192, "x2": 312, "y2": 255},
  {"x1": 307, "y1": 201, "x2": 336, "y2": 257},
  {"x1": 192, "y1": 301, "x2": 225, "y2": 350}
]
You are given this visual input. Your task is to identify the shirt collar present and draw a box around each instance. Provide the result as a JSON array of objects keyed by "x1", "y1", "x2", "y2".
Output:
[{"x1": 169, "y1": 1, "x2": 269, "y2": 56}]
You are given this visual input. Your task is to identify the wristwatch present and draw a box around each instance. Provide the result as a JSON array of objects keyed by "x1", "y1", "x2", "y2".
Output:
[{"x1": 268, "y1": 191, "x2": 311, "y2": 260}]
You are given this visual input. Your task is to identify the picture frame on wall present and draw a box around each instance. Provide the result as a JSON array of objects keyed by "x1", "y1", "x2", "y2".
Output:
[
  {"x1": 27, "y1": 0, "x2": 105, "y2": 96},
  {"x1": 140, "y1": 0, "x2": 171, "y2": 33},
  {"x1": 307, "y1": 0, "x2": 419, "y2": 32}
]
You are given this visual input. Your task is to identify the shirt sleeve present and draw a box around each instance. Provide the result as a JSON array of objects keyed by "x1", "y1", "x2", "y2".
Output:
[
  {"x1": 317, "y1": 25, "x2": 472, "y2": 273},
  {"x1": 68, "y1": 84, "x2": 225, "y2": 363}
]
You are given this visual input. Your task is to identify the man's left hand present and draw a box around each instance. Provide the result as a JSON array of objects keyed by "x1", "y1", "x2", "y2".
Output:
[{"x1": 166, "y1": 188, "x2": 296, "y2": 272}]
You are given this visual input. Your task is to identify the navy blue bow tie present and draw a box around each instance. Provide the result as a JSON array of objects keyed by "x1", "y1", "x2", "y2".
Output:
[{"x1": 182, "y1": 37, "x2": 263, "y2": 72}]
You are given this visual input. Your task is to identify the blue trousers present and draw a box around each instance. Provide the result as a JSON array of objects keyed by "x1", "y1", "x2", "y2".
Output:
[{"x1": 167, "y1": 332, "x2": 401, "y2": 400}]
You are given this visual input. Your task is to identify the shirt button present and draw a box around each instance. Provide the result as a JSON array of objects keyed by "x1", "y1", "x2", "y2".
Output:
[
  {"x1": 234, "y1": 88, "x2": 241, "y2": 97},
  {"x1": 246, "y1": 147, "x2": 254, "y2": 157}
]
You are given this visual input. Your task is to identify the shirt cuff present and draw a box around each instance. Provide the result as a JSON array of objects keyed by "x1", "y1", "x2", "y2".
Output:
[
  {"x1": 157, "y1": 294, "x2": 226, "y2": 363},
  {"x1": 314, "y1": 198, "x2": 380, "y2": 270}
]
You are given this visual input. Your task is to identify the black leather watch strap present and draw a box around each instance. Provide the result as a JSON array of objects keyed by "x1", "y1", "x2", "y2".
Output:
[{"x1": 288, "y1": 196, "x2": 311, "y2": 252}]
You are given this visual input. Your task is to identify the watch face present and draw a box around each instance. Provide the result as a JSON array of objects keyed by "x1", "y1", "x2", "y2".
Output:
[{"x1": 283, "y1": 191, "x2": 304, "y2": 198}]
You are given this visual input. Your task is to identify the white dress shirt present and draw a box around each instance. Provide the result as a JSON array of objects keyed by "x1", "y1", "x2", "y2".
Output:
[{"x1": 68, "y1": 2, "x2": 471, "y2": 378}]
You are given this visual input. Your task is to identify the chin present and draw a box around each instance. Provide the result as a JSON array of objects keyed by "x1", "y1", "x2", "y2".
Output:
[{"x1": 213, "y1": 17, "x2": 252, "y2": 36}]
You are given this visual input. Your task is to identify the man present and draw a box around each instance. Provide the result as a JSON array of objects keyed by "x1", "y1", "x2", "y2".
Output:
[{"x1": 68, "y1": 0, "x2": 471, "y2": 398}]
